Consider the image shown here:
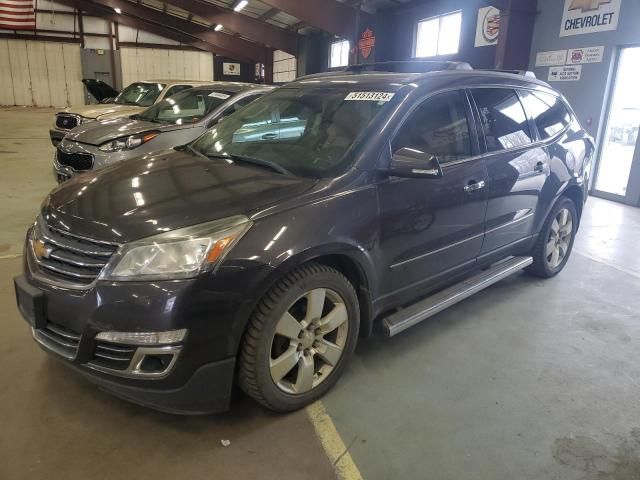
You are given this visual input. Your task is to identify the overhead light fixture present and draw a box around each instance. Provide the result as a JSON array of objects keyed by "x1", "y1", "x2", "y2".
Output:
[
  {"x1": 114, "y1": 7, "x2": 122, "y2": 14},
  {"x1": 233, "y1": 0, "x2": 248, "y2": 12},
  {"x1": 214, "y1": 24, "x2": 223, "y2": 31}
]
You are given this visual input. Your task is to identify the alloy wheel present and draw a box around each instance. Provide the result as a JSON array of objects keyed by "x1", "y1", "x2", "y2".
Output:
[
  {"x1": 546, "y1": 208, "x2": 573, "y2": 269},
  {"x1": 269, "y1": 288, "x2": 349, "y2": 395}
]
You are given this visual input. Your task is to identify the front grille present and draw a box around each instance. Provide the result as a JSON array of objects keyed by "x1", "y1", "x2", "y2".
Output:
[
  {"x1": 56, "y1": 148, "x2": 94, "y2": 171},
  {"x1": 35, "y1": 322, "x2": 81, "y2": 359},
  {"x1": 32, "y1": 216, "x2": 119, "y2": 287},
  {"x1": 56, "y1": 114, "x2": 78, "y2": 130},
  {"x1": 91, "y1": 342, "x2": 136, "y2": 371}
]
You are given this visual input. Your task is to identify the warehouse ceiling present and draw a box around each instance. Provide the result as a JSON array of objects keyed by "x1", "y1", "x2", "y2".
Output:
[{"x1": 57, "y1": 0, "x2": 416, "y2": 63}]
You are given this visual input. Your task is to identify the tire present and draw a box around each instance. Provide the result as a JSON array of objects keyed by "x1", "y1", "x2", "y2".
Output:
[
  {"x1": 527, "y1": 196, "x2": 578, "y2": 278},
  {"x1": 238, "y1": 263, "x2": 360, "y2": 412}
]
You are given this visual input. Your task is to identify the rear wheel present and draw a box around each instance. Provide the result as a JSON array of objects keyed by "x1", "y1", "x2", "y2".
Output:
[
  {"x1": 238, "y1": 263, "x2": 359, "y2": 412},
  {"x1": 527, "y1": 197, "x2": 577, "y2": 278}
]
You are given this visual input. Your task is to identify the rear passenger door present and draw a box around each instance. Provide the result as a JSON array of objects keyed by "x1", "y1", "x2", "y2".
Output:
[{"x1": 470, "y1": 87, "x2": 550, "y2": 256}]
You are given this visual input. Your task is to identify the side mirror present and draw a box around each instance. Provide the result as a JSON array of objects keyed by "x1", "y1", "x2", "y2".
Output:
[{"x1": 387, "y1": 147, "x2": 443, "y2": 179}]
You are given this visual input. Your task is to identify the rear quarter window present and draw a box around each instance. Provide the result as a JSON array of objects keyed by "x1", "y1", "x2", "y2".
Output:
[{"x1": 518, "y1": 90, "x2": 572, "y2": 140}]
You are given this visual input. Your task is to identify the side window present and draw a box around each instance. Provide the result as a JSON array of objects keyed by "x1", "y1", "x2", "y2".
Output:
[
  {"x1": 392, "y1": 90, "x2": 472, "y2": 164},
  {"x1": 231, "y1": 94, "x2": 262, "y2": 112},
  {"x1": 519, "y1": 90, "x2": 571, "y2": 140},
  {"x1": 472, "y1": 88, "x2": 533, "y2": 152},
  {"x1": 165, "y1": 85, "x2": 192, "y2": 98}
]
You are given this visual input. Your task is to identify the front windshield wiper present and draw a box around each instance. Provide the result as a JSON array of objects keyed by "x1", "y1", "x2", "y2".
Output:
[{"x1": 207, "y1": 153, "x2": 293, "y2": 176}]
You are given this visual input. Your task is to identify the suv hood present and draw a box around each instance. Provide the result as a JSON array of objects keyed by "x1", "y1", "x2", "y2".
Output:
[
  {"x1": 82, "y1": 79, "x2": 119, "y2": 102},
  {"x1": 64, "y1": 116, "x2": 190, "y2": 146},
  {"x1": 43, "y1": 150, "x2": 316, "y2": 243},
  {"x1": 61, "y1": 104, "x2": 146, "y2": 121}
]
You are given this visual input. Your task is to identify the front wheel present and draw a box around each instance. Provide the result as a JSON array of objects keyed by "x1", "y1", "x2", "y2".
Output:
[
  {"x1": 238, "y1": 263, "x2": 360, "y2": 412},
  {"x1": 527, "y1": 197, "x2": 578, "y2": 278}
]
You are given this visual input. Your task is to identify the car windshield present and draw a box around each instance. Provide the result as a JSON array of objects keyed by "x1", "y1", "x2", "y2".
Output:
[
  {"x1": 136, "y1": 89, "x2": 233, "y2": 124},
  {"x1": 190, "y1": 87, "x2": 393, "y2": 178},
  {"x1": 115, "y1": 82, "x2": 165, "y2": 107}
]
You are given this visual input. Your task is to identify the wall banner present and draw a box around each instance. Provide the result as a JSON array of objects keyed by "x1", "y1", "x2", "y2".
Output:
[
  {"x1": 535, "y1": 50, "x2": 568, "y2": 66},
  {"x1": 559, "y1": 0, "x2": 621, "y2": 37},
  {"x1": 475, "y1": 6, "x2": 501, "y2": 47},
  {"x1": 566, "y1": 46, "x2": 605, "y2": 64},
  {"x1": 548, "y1": 65, "x2": 583, "y2": 82},
  {"x1": 223, "y1": 62, "x2": 241, "y2": 76}
]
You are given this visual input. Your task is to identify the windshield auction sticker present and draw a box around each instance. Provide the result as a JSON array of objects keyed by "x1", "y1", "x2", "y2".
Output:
[
  {"x1": 209, "y1": 92, "x2": 231, "y2": 99},
  {"x1": 345, "y1": 92, "x2": 395, "y2": 102}
]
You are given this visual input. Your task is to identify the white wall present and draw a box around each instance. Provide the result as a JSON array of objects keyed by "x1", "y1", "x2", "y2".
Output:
[
  {"x1": 273, "y1": 50, "x2": 296, "y2": 83},
  {"x1": 0, "y1": 40, "x2": 83, "y2": 107},
  {"x1": 120, "y1": 47, "x2": 214, "y2": 86}
]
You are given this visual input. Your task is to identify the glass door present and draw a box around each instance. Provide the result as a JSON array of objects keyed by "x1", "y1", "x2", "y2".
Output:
[{"x1": 593, "y1": 47, "x2": 640, "y2": 204}]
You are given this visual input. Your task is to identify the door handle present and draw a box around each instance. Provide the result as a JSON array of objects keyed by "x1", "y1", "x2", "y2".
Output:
[
  {"x1": 261, "y1": 133, "x2": 277, "y2": 140},
  {"x1": 534, "y1": 161, "x2": 546, "y2": 173},
  {"x1": 464, "y1": 180, "x2": 486, "y2": 193}
]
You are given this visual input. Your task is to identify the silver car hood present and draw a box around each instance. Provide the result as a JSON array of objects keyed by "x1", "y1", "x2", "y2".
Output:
[{"x1": 64, "y1": 117, "x2": 196, "y2": 146}]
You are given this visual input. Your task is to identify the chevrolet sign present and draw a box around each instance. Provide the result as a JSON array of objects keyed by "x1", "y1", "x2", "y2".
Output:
[{"x1": 560, "y1": 0, "x2": 620, "y2": 37}]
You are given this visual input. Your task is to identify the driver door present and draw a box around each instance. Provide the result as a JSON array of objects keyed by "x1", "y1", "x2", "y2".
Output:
[{"x1": 377, "y1": 90, "x2": 488, "y2": 303}]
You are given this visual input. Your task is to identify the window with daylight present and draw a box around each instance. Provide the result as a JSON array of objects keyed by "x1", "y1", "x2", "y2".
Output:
[
  {"x1": 330, "y1": 40, "x2": 350, "y2": 68},
  {"x1": 415, "y1": 11, "x2": 462, "y2": 58}
]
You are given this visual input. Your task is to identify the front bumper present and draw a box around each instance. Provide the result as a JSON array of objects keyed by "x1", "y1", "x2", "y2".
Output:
[{"x1": 14, "y1": 269, "x2": 238, "y2": 414}]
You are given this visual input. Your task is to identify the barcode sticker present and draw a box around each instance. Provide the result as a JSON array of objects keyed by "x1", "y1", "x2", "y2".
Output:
[
  {"x1": 344, "y1": 92, "x2": 395, "y2": 102},
  {"x1": 209, "y1": 92, "x2": 231, "y2": 99}
]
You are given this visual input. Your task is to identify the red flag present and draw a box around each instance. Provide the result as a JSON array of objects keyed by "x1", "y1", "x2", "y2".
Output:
[{"x1": 0, "y1": 0, "x2": 36, "y2": 30}]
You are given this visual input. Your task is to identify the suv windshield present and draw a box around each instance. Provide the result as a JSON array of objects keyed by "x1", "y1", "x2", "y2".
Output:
[
  {"x1": 190, "y1": 87, "x2": 394, "y2": 178},
  {"x1": 115, "y1": 82, "x2": 165, "y2": 107},
  {"x1": 137, "y1": 89, "x2": 233, "y2": 124}
]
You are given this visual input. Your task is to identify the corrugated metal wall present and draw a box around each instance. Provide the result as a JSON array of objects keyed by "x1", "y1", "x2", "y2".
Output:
[
  {"x1": 120, "y1": 48, "x2": 214, "y2": 87},
  {"x1": 0, "y1": 40, "x2": 84, "y2": 107}
]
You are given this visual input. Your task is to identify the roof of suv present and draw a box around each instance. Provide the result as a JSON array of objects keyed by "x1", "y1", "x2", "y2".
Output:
[
  {"x1": 140, "y1": 79, "x2": 220, "y2": 86},
  {"x1": 290, "y1": 63, "x2": 551, "y2": 90}
]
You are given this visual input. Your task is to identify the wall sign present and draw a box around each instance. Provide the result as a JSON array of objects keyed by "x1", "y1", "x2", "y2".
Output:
[
  {"x1": 548, "y1": 65, "x2": 583, "y2": 82},
  {"x1": 475, "y1": 6, "x2": 501, "y2": 47},
  {"x1": 535, "y1": 50, "x2": 568, "y2": 67},
  {"x1": 223, "y1": 62, "x2": 241, "y2": 76},
  {"x1": 559, "y1": 0, "x2": 621, "y2": 37},
  {"x1": 567, "y1": 46, "x2": 604, "y2": 64},
  {"x1": 358, "y1": 27, "x2": 376, "y2": 60}
]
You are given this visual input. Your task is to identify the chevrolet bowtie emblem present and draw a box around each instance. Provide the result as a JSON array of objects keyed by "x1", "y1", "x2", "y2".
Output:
[
  {"x1": 33, "y1": 239, "x2": 51, "y2": 260},
  {"x1": 569, "y1": 0, "x2": 612, "y2": 12}
]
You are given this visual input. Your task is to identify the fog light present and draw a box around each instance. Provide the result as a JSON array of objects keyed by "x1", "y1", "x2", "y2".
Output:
[{"x1": 95, "y1": 329, "x2": 187, "y2": 345}]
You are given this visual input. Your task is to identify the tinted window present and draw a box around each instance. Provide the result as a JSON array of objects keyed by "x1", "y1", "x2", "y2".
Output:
[
  {"x1": 519, "y1": 90, "x2": 571, "y2": 140},
  {"x1": 392, "y1": 90, "x2": 472, "y2": 163},
  {"x1": 472, "y1": 88, "x2": 532, "y2": 152}
]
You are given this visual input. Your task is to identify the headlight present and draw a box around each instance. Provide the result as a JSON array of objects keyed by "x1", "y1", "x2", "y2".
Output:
[
  {"x1": 99, "y1": 132, "x2": 159, "y2": 152},
  {"x1": 102, "y1": 215, "x2": 252, "y2": 281}
]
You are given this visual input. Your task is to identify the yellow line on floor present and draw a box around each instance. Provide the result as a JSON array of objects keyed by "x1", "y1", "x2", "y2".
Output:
[
  {"x1": 0, "y1": 253, "x2": 22, "y2": 260},
  {"x1": 306, "y1": 401, "x2": 363, "y2": 480}
]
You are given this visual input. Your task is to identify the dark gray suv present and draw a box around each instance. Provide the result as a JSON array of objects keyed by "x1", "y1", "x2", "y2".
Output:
[{"x1": 14, "y1": 62, "x2": 592, "y2": 414}]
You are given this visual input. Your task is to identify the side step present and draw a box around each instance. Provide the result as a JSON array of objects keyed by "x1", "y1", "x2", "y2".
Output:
[{"x1": 382, "y1": 256, "x2": 533, "y2": 337}]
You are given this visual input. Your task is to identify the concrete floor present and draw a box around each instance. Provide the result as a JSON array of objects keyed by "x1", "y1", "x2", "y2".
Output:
[{"x1": 2, "y1": 107, "x2": 640, "y2": 480}]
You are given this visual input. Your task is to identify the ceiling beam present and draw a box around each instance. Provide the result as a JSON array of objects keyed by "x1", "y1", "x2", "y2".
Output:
[
  {"x1": 163, "y1": 0, "x2": 297, "y2": 54},
  {"x1": 55, "y1": 0, "x2": 216, "y2": 52},
  {"x1": 259, "y1": 0, "x2": 372, "y2": 40},
  {"x1": 85, "y1": 0, "x2": 269, "y2": 62}
]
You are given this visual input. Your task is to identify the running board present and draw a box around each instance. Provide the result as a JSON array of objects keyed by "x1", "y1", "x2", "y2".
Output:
[{"x1": 382, "y1": 256, "x2": 533, "y2": 337}]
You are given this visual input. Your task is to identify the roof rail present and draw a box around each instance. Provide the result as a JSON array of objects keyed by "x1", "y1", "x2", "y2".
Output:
[
  {"x1": 344, "y1": 61, "x2": 473, "y2": 74},
  {"x1": 480, "y1": 69, "x2": 538, "y2": 79}
]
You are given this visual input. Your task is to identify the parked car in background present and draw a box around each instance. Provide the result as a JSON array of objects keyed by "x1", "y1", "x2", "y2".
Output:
[
  {"x1": 15, "y1": 62, "x2": 592, "y2": 414},
  {"x1": 54, "y1": 83, "x2": 271, "y2": 182},
  {"x1": 49, "y1": 79, "x2": 213, "y2": 147}
]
